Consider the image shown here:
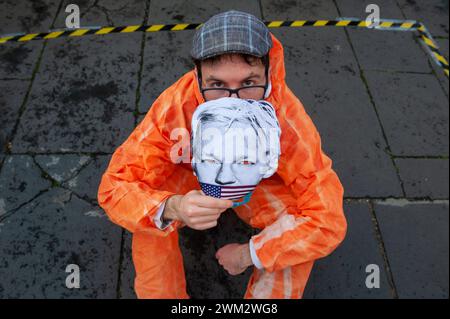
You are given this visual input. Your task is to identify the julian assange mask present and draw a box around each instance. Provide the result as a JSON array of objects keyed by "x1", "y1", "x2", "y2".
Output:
[{"x1": 191, "y1": 97, "x2": 281, "y2": 207}]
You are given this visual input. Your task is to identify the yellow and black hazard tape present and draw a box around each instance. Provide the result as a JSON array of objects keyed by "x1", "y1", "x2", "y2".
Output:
[
  {"x1": 0, "y1": 19, "x2": 422, "y2": 44},
  {"x1": 417, "y1": 23, "x2": 449, "y2": 78},
  {"x1": 0, "y1": 18, "x2": 447, "y2": 78}
]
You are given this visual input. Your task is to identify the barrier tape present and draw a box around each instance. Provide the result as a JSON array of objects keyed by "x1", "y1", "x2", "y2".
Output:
[
  {"x1": 416, "y1": 23, "x2": 449, "y2": 78},
  {"x1": 0, "y1": 18, "x2": 447, "y2": 78}
]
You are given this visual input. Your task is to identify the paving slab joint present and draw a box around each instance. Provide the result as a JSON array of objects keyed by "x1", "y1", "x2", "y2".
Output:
[{"x1": 368, "y1": 200, "x2": 399, "y2": 298}]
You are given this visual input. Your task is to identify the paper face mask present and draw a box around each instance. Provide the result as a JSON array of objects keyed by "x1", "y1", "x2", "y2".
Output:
[{"x1": 191, "y1": 97, "x2": 281, "y2": 207}]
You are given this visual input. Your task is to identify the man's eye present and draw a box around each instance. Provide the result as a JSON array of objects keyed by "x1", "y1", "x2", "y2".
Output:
[
  {"x1": 211, "y1": 82, "x2": 224, "y2": 88},
  {"x1": 243, "y1": 80, "x2": 254, "y2": 87}
]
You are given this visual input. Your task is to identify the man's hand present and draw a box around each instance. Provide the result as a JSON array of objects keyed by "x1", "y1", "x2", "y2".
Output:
[
  {"x1": 163, "y1": 190, "x2": 233, "y2": 230},
  {"x1": 216, "y1": 243, "x2": 253, "y2": 276}
]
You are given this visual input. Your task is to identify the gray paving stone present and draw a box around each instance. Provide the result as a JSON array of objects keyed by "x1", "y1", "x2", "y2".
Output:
[
  {"x1": 12, "y1": 34, "x2": 139, "y2": 153},
  {"x1": 304, "y1": 201, "x2": 392, "y2": 298},
  {"x1": 0, "y1": 80, "x2": 30, "y2": 153},
  {"x1": 335, "y1": 0, "x2": 404, "y2": 19},
  {"x1": 397, "y1": 0, "x2": 449, "y2": 37},
  {"x1": 0, "y1": 42, "x2": 43, "y2": 79},
  {"x1": 268, "y1": 28, "x2": 403, "y2": 197},
  {"x1": 261, "y1": 0, "x2": 339, "y2": 20},
  {"x1": 63, "y1": 155, "x2": 112, "y2": 201},
  {"x1": 148, "y1": 0, "x2": 261, "y2": 24},
  {"x1": 139, "y1": 31, "x2": 194, "y2": 113},
  {"x1": 335, "y1": 0, "x2": 432, "y2": 73},
  {"x1": 119, "y1": 230, "x2": 136, "y2": 299},
  {"x1": 0, "y1": 0, "x2": 60, "y2": 35},
  {"x1": 348, "y1": 29, "x2": 431, "y2": 73},
  {"x1": 35, "y1": 154, "x2": 92, "y2": 183},
  {"x1": 179, "y1": 209, "x2": 256, "y2": 299},
  {"x1": 0, "y1": 155, "x2": 51, "y2": 217},
  {"x1": 395, "y1": 158, "x2": 449, "y2": 199},
  {"x1": 374, "y1": 200, "x2": 449, "y2": 298},
  {"x1": 262, "y1": 0, "x2": 430, "y2": 72},
  {"x1": 364, "y1": 71, "x2": 449, "y2": 156},
  {"x1": 0, "y1": 0, "x2": 56, "y2": 78},
  {"x1": 54, "y1": 0, "x2": 148, "y2": 29},
  {"x1": 0, "y1": 188, "x2": 122, "y2": 298}
]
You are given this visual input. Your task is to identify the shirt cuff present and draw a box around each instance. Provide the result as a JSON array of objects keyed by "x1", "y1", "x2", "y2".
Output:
[
  {"x1": 153, "y1": 200, "x2": 173, "y2": 230},
  {"x1": 249, "y1": 238, "x2": 264, "y2": 269}
]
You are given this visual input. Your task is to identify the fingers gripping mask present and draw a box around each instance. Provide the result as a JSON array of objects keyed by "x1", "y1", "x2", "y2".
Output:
[{"x1": 191, "y1": 97, "x2": 281, "y2": 207}]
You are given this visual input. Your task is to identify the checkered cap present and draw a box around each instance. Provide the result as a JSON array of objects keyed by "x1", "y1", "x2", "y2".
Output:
[{"x1": 191, "y1": 10, "x2": 273, "y2": 60}]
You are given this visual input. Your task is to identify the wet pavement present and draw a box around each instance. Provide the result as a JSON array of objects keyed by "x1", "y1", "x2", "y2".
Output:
[{"x1": 0, "y1": 0, "x2": 448, "y2": 299}]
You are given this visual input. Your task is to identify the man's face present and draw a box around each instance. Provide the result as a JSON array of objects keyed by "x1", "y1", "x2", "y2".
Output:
[{"x1": 199, "y1": 54, "x2": 266, "y2": 100}]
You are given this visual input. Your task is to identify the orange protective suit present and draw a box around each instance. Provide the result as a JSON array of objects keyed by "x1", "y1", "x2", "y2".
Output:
[{"x1": 97, "y1": 34, "x2": 347, "y2": 299}]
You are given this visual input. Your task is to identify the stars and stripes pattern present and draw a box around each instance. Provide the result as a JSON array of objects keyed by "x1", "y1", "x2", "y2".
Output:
[{"x1": 200, "y1": 182, "x2": 256, "y2": 200}]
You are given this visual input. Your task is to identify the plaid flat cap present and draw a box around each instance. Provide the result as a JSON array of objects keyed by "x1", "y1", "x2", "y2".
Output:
[{"x1": 191, "y1": 10, "x2": 273, "y2": 60}]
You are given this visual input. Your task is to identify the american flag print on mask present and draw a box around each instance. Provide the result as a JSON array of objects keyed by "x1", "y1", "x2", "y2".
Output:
[{"x1": 200, "y1": 182, "x2": 256, "y2": 200}]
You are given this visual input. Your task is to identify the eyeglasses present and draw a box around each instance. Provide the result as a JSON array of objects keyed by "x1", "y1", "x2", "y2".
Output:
[{"x1": 201, "y1": 85, "x2": 267, "y2": 101}]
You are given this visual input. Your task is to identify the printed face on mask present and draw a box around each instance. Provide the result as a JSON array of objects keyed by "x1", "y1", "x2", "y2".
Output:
[
  {"x1": 191, "y1": 98, "x2": 281, "y2": 206},
  {"x1": 194, "y1": 121, "x2": 268, "y2": 186}
]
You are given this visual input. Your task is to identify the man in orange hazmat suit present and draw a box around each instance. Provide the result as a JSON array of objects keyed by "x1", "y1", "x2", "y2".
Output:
[{"x1": 97, "y1": 10, "x2": 347, "y2": 299}]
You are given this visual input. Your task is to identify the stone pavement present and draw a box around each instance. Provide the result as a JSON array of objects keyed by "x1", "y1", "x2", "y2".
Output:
[{"x1": 0, "y1": 0, "x2": 448, "y2": 299}]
